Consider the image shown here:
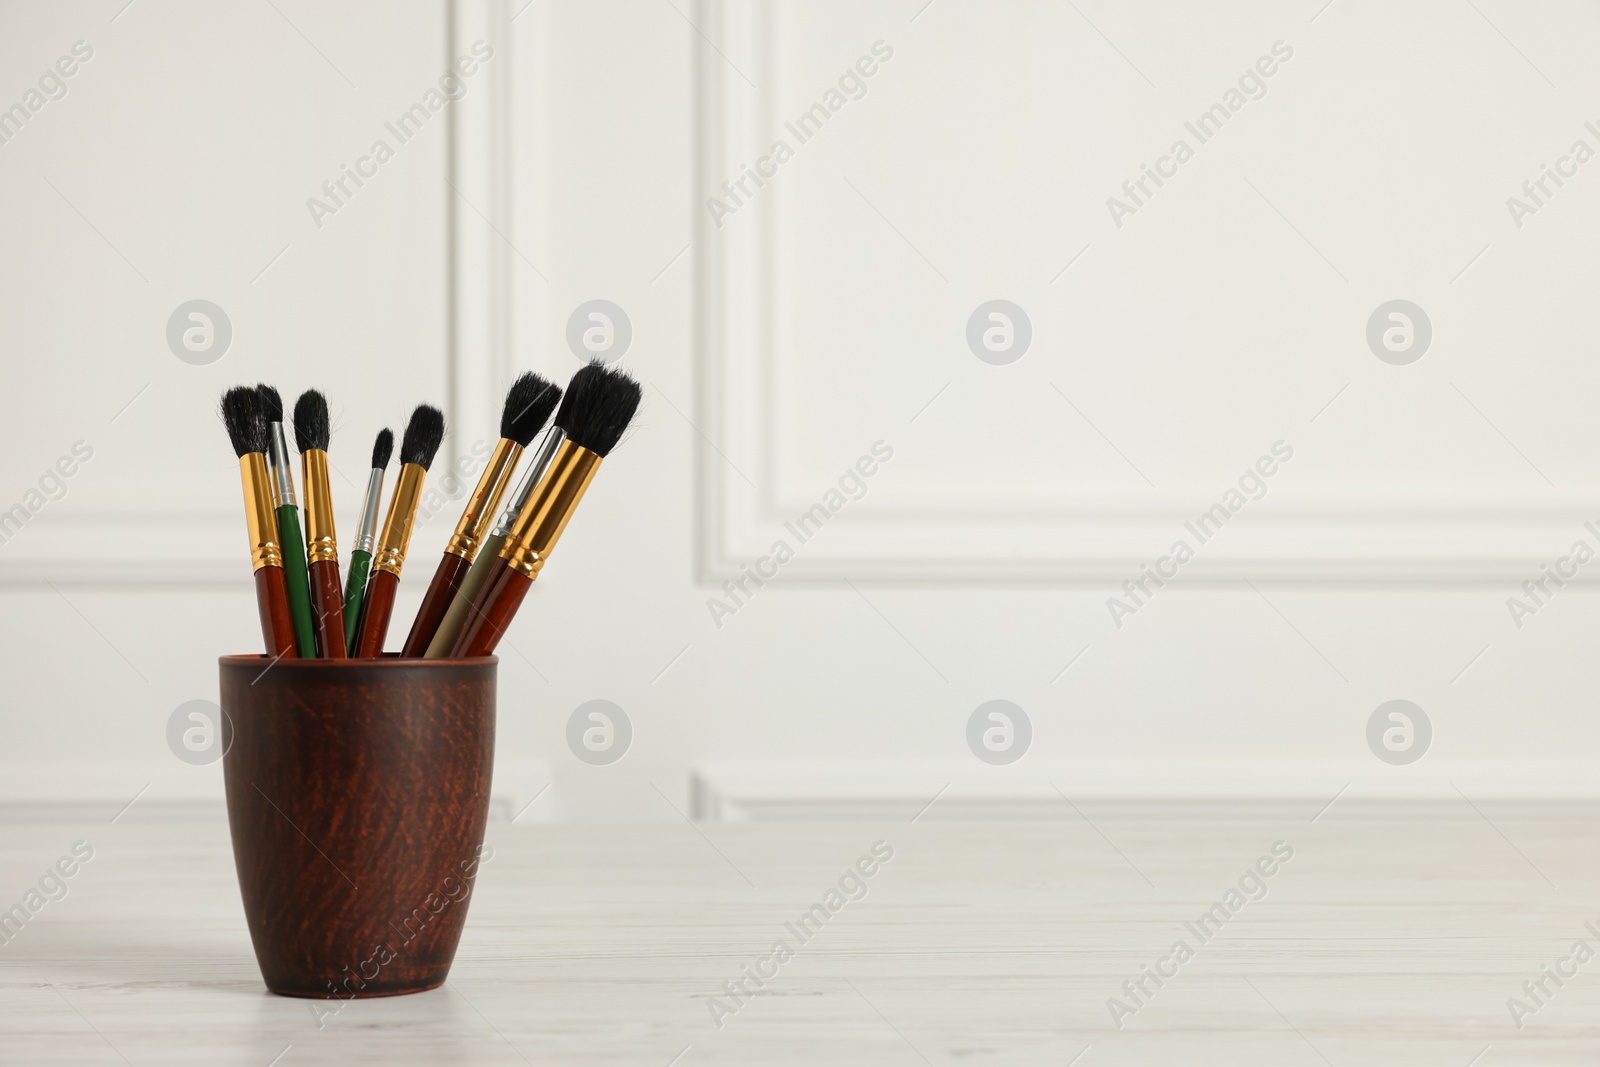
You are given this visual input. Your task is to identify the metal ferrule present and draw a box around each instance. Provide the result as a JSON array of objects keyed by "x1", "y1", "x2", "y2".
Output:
[
  {"x1": 497, "y1": 439, "x2": 602, "y2": 579},
  {"x1": 373, "y1": 463, "x2": 427, "y2": 577},
  {"x1": 267, "y1": 423, "x2": 298, "y2": 508},
  {"x1": 445, "y1": 438, "x2": 523, "y2": 560},
  {"x1": 491, "y1": 428, "x2": 566, "y2": 538},
  {"x1": 354, "y1": 467, "x2": 384, "y2": 554},
  {"x1": 300, "y1": 450, "x2": 339, "y2": 565},
  {"x1": 239, "y1": 453, "x2": 284, "y2": 571},
  {"x1": 266, "y1": 446, "x2": 281, "y2": 511}
]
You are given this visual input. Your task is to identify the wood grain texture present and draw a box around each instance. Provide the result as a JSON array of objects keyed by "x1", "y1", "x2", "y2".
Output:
[
  {"x1": 402, "y1": 552, "x2": 471, "y2": 658},
  {"x1": 351, "y1": 569, "x2": 400, "y2": 658},
  {"x1": 5, "y1": 813, "x2": 1600, "y2": 1063},
  {"x1": 218, "y1": 655, "x2": 496, "y2": 997},
  {"x1": 254, "y1": 566, "x2": 297, "y2": 659},
  {"x1": 308, "y1": 559, "x2": 347, "y2": 659}
]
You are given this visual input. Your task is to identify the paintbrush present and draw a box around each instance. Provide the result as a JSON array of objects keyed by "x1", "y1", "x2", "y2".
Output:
[
  {"x1": 259, "y1": 385, "x2": 318, "y2": 657},
  {"x1": 423, "y1": 418, "x2": 566, "y2": 658},
  {"x1": 450, "y1": 362, "x2": 640, "y2": 657},
  {"x1": 221, "y1": 387, "x2": 296, "y2": 659},
  {"x1": 292, "y1": 390, "x2": 346, "y2": 658},
  {"x1": 351, "y1": 404, "x2": 445, "y2": 657},
  {"x1": 401, "y1": 372, "x2": 561, "y2": 657},
  {"x1": 343, "y1": 427, "x2": 392, "y2": 651}
]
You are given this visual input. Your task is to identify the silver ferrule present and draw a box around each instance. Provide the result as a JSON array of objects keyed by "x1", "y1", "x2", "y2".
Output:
[
  {"x1": 354, "y1": 467, "x2": 384, "y2": 553},
  {"x1": 266, "y1": 423, "x2": 298, "y2": 508},
  {"x1": 491, "y1": 427, "x2": 566, "y2": 537}
]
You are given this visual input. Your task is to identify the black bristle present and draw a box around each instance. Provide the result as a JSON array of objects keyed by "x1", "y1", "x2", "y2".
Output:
[
  {"x1": 500, "y1": 372, "x2": 562, "y2": 447},
  {"x1": 257, "y1": 384, "x2": 284, "y2": 423},
  {"x1": 221, "y1": 386, "x2": 268, "y2": 458},
  {"x1": 292, "y1": 390, "x2": 330, "y2": 453},
  {"x1": 553, "y1": 361, "x2": 641, "y2": 458},
  {"x1": 371, "y1": 428, "x2": 394, "y2": 470},
  {"x1": 399, "y1": 405, "x2": 446, "y2": 470}
]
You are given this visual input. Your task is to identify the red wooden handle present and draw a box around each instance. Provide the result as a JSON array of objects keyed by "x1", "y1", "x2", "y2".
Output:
[
  {"x1": 452, "y1": 563, "x2": 532, "y2": 658},
  {"x1": 254, "y1": 566, "x2": 298, "y2": 659},
  {"x1": 401, "y1": 552, "x2": 470, "y2": 658},
  {"x1": 352, "y1": 569, "x2": 399, "y2": 658},
  {"x1": 308, "y1": 559, "x2": 347, "y2": 658}
]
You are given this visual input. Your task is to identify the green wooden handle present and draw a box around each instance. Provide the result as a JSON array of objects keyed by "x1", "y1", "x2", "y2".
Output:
[
  {"x1": 275, "y1": 504, "x2": 318, "y2": 657},
  {"x1": 343, "y1": 548, "x2": 372, "y2": 651}
]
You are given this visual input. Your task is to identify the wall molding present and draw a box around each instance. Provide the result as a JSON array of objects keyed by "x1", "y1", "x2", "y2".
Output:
[
  {"x1": 692, "y1": 0, "x2": 1600, "y2": 583},
  {"x1": 0, "y1": 0, "x2": 512, "y2": 589},
  {"x1": 0, "y1": 504, "x2": 240, "y2": 585},
  {"x1": 450, "y1": 0, "x2": 514, "y2": 473},
  {"x1": 0, "y1": 758, "x2": 550, "y2": 824},
  {"x1": 691, "y1": 762, "x2": 1600, "y2": 821},
  {"x1": 13, "y1": 3, "x2": 1591, "y2": 587}
]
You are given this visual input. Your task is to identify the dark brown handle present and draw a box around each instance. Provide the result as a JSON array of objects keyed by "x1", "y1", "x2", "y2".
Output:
[
  {"x1": 308, "y1": 559, "x2": 347, "y2": 658},
  {"x1": 452, "y1": 563, "x2": 532, "y2": 658},
  {"x1": 401, "y1": 553, "x2": 470, "y2": 658},
  {"x1": 352, "y1": 569, "x2": 399, "y2": 659},
  {"x1": 254, "y1": 566, "x2": 298, "y2": 660}
]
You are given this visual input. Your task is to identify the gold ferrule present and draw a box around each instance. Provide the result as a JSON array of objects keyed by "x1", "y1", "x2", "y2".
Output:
[
  {"x1": 373, "y1": 463, "x2": 427, "y2": 577},
  {"x1": 300, "y1": 449, "x2": 339, "y2": 565},
  {"x1": 498, "y1": 439, "x2": 602, "y2": 579},
  {"x1": 445, "y1": 438, "x2": 523, "y2": 560},
  {"x1": 239, "y1": 453, "x2": 283, "y2": 571}
]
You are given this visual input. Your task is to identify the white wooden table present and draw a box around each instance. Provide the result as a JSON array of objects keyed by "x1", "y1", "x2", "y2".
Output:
[{"x1": 0, "y1": 811, "x2": 1594, "y2": 1064}]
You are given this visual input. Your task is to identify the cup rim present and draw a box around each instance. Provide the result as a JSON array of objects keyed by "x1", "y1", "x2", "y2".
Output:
[{"x1": 219, "y1": 653, "x2": 498, "y2": 668}]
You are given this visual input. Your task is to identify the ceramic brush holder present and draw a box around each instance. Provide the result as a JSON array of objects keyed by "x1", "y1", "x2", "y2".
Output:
[{"x1": 218, "y1": 655, "x2": 496, "y2": 998}]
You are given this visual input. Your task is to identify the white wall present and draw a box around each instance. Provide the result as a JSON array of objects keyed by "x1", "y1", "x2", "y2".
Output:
[{"x1": 3, "y1": 0, "x2": 1599, "y2": 820}]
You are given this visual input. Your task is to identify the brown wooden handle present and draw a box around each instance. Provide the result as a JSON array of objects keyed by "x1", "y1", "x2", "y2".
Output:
[
  {"x1": 352, "y1": 569, "x2": 399, "y2": 659},
  {"x1": 308, "y1": 559, "x2": 347, "y2": 658},
  {"x1": 452, "y1": 563, "x2": 532, "y2": 658},
  {"x1": 254, "y1": 566, "x2": 298, "y2": 659},
  {"x1": 401, "y1": 553, "x2": 471, "y2": 658}
]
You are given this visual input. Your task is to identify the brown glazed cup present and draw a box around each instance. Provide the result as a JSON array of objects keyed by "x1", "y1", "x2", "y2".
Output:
[{"x1": 219, "y1": 654, "x2": 496, "y2": 998}]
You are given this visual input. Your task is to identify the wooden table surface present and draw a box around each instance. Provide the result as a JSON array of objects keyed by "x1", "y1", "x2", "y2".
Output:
[{"x1": 1, "y1": 811, "x2": 1596, "y2": 1065}]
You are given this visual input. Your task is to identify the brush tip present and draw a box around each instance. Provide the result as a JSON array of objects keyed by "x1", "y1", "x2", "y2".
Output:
[
  {"x1": 256, "y1": 384, "x2": 284, "y2": 423},
  {"x1": 553, "y1": 361, "x2": 642, "y2": 458},
  {"x1": 372, "y1": 428, "x2": 394, "y2": 469},
  {"x1": 399, "y1": 405, "x2": 445, "y2": 470},
  {"x1": 500, "y1": 371, "x2": 562, "y2": 446},
  {"x1": 221, "y1": 386, "x2": 268, "y2": 458},
  {"x1": 292, "y1": 390, "x2": 330, "y2": 453}
]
